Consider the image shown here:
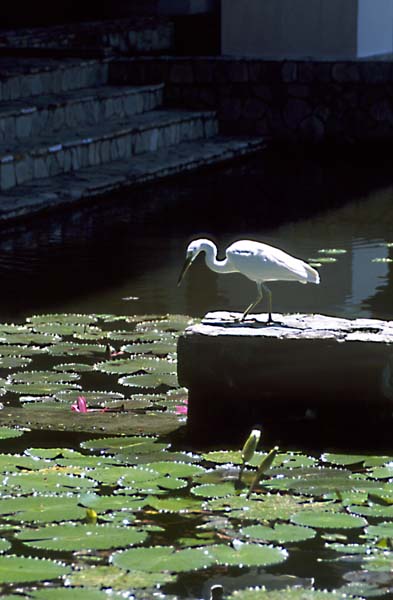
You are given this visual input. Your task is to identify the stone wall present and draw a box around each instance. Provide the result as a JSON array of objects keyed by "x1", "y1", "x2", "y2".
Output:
[
  {"x1": 0, "y1": 18, "x2": 174, "y2": 55},
  {"x1": 110, "y1": 56, "x2": 393, "y2": 143}
]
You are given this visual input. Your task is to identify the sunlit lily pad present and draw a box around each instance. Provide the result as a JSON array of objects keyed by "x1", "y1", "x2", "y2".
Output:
[
  {"x1": 227, "y1": 588, "x2": 352, "y2": 599},
  {"x1": 0, "y1": 555, "x2": 69, "y2": 583},
  {"x1": 0, "y1": 494, "x2": 87, "y2": 523},
  {"x1": 119, "y1": 372, "x2": 178, "y2": 388},
  {"x1": 27, "y1": 313, "x2": 98, "y2": 326},
  {"x1": 68, "y1": 565, "x2": 175, "y2": 590},
  {"x1": 372, "y1": 258, "x2": 393, "y2": 263},
  {"x1": 0, "y1": 344, "x2": 44, "y2": 356},
  {"x1": 2, "y1": 471, "x2": 97, "y2": 494},
  {"x1": 266, "y1": 467, "x2": 379, "y2": 495},
  {"x1": 0, "y1": 426, "x2": 24, "y2": 440},
  {"x1": 145, "y1": 496, "x2": 203, "y2": 513},
  {"x1": 6, "y1": 382, "x2": 82, "y2": 395},
  {"x1": 10, "y1": 370, "x2": 80, "y2": 384},
  {"x1": 0, "y1": 538, "x2": 11, "y2": 553},
  {"x1": 46, "y1": 342, "x2": 106, "y2": 357},
  {"x1": 321, "y1": 453, "x2": 369, "y2": 466},
  {"x1": 241, "y1": 523, "x2": 316, "y2": 543},
  {"x1": 291, "y1": 510, "x2": 368, "y2": 529},
  {"x1": 308, "y1": 257, "x2": 337, "y2": 264},
  {"x1": 32, "y1": 588, "x2": 124, "y2": 600},
  {"x1": 55, "y1": 390, "x2": 124, "y2": 404},
  {"x1": 16, "y1": 523, "x2": 147, "y2": 551},
  {"x1": 191, "y1": 482, "x2": 237, "y2": 498},
  {"x1": 0, "y1": 356, "x2": 32, "y2": 369},
  {"x1": 53, "y1": 363, "x2": 93, "y2": 373},
  {"x1": 318, "y1": 249, "x2": 347, "y2": 255},
  {"x1": 81, "y1": 435, "x2": 165, "y2": 454},
  {"x1": 207, "y1": 493, "x2": 320, "y2": 521},
  {"x1": 122, "y1": 339, "x2": 177, "y2": 355},
  {"x1": 94, "y1": 356, "x2": 174, "y2": 375},
  {"x1": 112, "y1": 544, "x2": 215, "y2": 572},
  {"x1": 135, "y1": 314, "x2": 196, "y2": 332},
  {"x1": 207, "y1": 542, "x2": 288, "y2": 567}
]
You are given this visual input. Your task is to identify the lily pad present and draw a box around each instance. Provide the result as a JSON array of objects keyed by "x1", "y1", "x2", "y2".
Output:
[
  {"x1": 0, "y1": 495, "x2": 87, "y2": 523},
  {"x1": 0, "y1": 555, "x2": 69, "y2": 583},
  {"x1": 241, "y1": 523, "x2": 316, "y2": 543},
  {"x1": 119, "y1": 372, "x2": 178, "y2": 389},
  {"x1": 290, "y1": 510, "x2": 368, "y2": 529},
  {"x1": 0, "y1": 426, "x2": 24, "y2": 440},
  {"x1": 318, "y1": 249, "x2": 347, "y2": 255},
  {"x1": 68, "y1": 565, "x2": 175, "y2": 590},
  {"x1": 227, "y1": 588, "x2": 352, "y2": 600},
  {"x1": 16, "y1": 523, "x2": 147, "y2": 551}
]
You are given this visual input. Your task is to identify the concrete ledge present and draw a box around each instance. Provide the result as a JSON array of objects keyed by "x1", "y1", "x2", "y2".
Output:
[{"x1": 178, "y1": 312, "x2": 393, "y2": 444}]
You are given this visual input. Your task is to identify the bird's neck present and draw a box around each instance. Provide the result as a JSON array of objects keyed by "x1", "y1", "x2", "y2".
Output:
[{"x1": 204, "y1": 244, "x2": 237, "y2": 274}]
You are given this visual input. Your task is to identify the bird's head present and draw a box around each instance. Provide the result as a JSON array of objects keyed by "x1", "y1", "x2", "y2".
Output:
[{"x1": 177, "y1": 239, "x2": 211, "y2": 286}]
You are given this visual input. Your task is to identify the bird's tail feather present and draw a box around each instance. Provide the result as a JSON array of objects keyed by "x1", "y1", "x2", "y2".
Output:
[{"x1": 304, "y1": 263, "x2": 320, "y2": 284}]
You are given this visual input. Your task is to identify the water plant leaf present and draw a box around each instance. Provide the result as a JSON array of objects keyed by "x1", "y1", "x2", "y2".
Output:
[
  {"x1": 321, "y1": 453, "x2": 369, "y2": 467},
  {"x1": 122, "y1": 340, "x2": 177, "y2": 355},
  {"x1": 191, "y1": 482, "x2": 237, "y2": 498},
  {"x1": 81, "y1": 435, "x2": 164, "y2": 454},
  {"x1": 202, "y1": 450, "x2": 243, "y2": 464},
  {"x1": 16, "y1": 523, "x2": 147, "y2": 551},
  {"x1": 145, "y1": 495, "x2": 203, "y2": 513},
  {"x1": 0, "y1": 426, "x2": 24, "y2": 440},
  {"x1": 27, "y1": 313, "x2": 98, "y2": 326},
  {"x1": 119, "y1": 372, "x2": 178, "y2": 388},
  {"x1": 55, "y1": 390, "x2": 124, "y2": 404},
  {"x1": 0, "y1": 495, "x2": 87, "y2": 523},
  {"x1": 365, "y1": 521, "x2": 393, "y2": 539},
  {"x1": 46, "y1": 342, "x2": 106, "y2": 357},
  {"x1": 308, "y1": 257, "x2": 337, "y2": 263},
  {"x1": 227, "y1": 588, "x2": 352, "y2": 599},
  {"x1": 94, "y1": 356, "x2": 174, "y2": 375},
  {"x1": 206, "y1": 542, "x2": 288, "y2": 567},
  {"x1": 53, "y1": 363, "x2": 93, "y2": 373},
  {"x1": 135, "y1": 314, "x2": 196, "y2": 332},
  {"x1": 112, "y1": 544, "x2": 215, "y2": 572},
  {"x1": 207, "y1": 493, "x2": 318, "y2": 521},
  {"x1": 10, "y1": 370, "x2": 80, "y2": 384},
  {"x1": 0, "y1": 555, "x2": 69, "y2": 583},
  {"x1": 241, "y1": 523, "x2": 316, "y2": 544},
  {"x1": 68, "y1": 565, "x2": 176, "y2": 590},
  {"x1": 2, "y1": 471, "x2": 97, "y2": 494},
  {"x1": 290, "y1": 510, "x2": 368, "y2": 529},
  {"x1": 0, "y1": 538, "x2": 11, "y2": 553},
  {"x1": 144, "y1": 461, "x2": 205, "y2": 478},
  {"x1": 0, "y1": 356, "x2": 32, "y2": 369},
  {"x1": 266, "y1": 467, "x2": 379, "y2": 496},
  {"x1": 32, "y1": 588, "x2": 124, "y2": 600},
  {"x1": 318, "y1": 249, "x2": 347, "y2": 255}
]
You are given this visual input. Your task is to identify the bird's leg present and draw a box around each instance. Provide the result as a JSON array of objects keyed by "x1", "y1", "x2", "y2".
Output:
[
  {"x1": 240, "y1": 283, "x2": 264, "y2": 321},
  {"x1": 262, "y1": 283, "x2": 274, "y2": 324}
]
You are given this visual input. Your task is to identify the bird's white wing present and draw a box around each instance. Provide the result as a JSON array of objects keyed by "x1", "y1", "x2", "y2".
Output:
[{"x1": 227, "y1": 241, "x2": 318, "y2": 284}]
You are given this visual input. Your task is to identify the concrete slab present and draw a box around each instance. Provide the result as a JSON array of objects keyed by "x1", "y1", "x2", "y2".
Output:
[{"x1": 178, "y1": 311, "x2": 393, "y2": 444}]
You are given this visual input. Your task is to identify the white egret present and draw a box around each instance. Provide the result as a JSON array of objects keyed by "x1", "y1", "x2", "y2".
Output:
[{"x1": 177, "y1": 238, "x2": 320, "y2": 323}]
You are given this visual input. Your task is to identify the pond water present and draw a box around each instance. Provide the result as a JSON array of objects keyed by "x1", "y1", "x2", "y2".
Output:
[
  {"x1": 1, "y1": 146, "x2": 393, "y2": 324},
  {"x1": 1, "y1": 147, "x2": 393, "y2": 599}
]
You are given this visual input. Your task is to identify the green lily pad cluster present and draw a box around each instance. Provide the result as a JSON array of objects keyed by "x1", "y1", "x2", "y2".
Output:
[{"x1": 0, "y1": 312, "x2": 392, "y2": 599}]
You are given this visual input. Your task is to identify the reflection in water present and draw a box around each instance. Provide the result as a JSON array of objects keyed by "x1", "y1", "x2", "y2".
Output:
[{"x1": 0, "y1": 148, "x2": 393, "y2": 322}]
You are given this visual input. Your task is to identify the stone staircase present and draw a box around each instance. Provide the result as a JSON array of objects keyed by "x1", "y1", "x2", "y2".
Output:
[{"x1": 0, "y1": 21, "x2": 266, "y2": 222}]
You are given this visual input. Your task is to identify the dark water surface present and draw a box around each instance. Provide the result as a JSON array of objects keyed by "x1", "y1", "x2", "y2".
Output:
[{"x1": 1, "y1": 147, "x2": 393, "y2": 324}]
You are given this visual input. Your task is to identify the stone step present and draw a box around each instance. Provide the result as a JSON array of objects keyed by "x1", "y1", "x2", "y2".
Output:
[
  {"x1": 0, "y1": 57, "x2": 111, "y2": 102},
  {"x1": 0, "y1": 136, "x2": 266, "y2": 222},
  {"x1": 0, "y1": 109, "x2": 218, "y2": 190},
  {"x1": 0, "y1": 83, "x2": 164, "y2": 144},
  {"x1": 0, "y1": 17, "x2": 174, "y2": 55}
]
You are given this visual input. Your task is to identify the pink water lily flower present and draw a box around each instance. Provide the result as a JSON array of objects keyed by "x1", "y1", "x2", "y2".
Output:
[{"x1": 71, "y1": 396, "x2": 89, "y2": 413}]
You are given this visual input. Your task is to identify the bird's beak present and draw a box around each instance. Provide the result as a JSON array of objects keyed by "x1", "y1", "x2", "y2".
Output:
[{"x1": 177, "y1": 255, "x2": 194, "y2": 286}]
